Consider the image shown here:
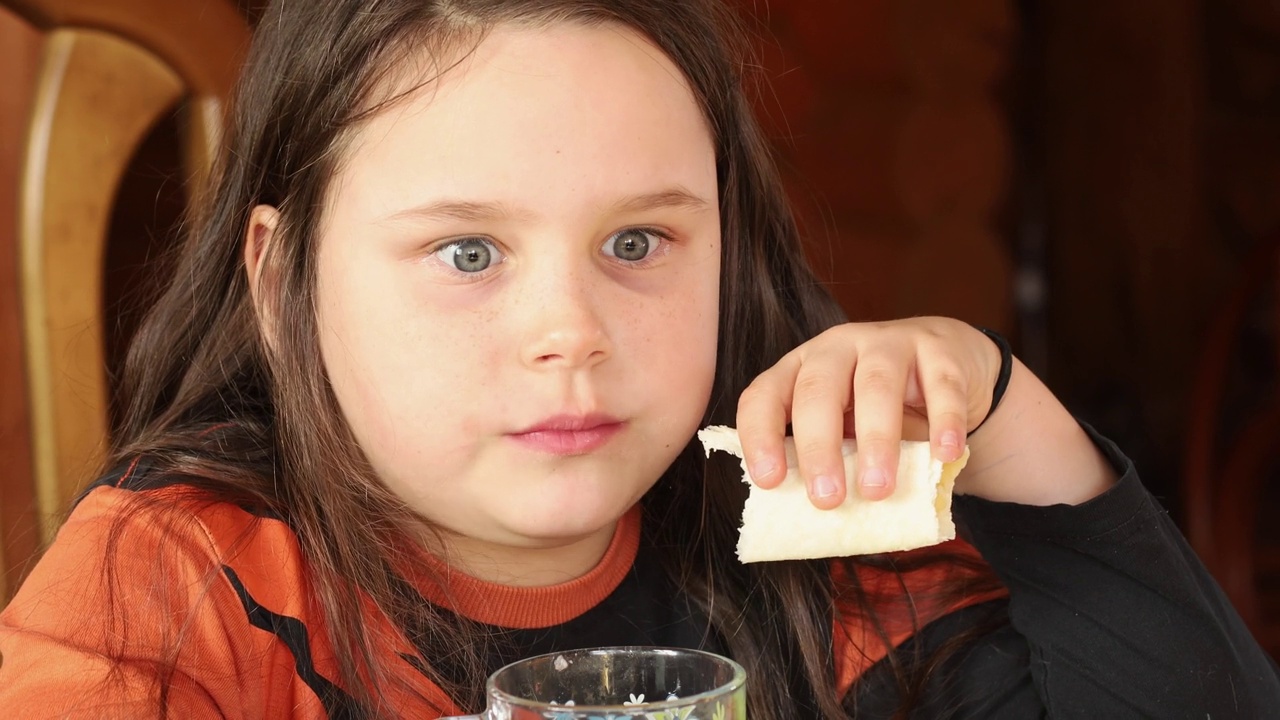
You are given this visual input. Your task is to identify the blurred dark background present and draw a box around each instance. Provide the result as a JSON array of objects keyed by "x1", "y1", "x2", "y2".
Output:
[{"x1": 1, "y1": 0, "x2": 1278, "y2": 649}]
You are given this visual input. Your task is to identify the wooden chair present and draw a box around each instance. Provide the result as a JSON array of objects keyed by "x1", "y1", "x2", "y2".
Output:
[
  {"x1": 1184, "y1": 225, "x2": 1280, "y2": 656},
  {"x1": 0, "y1": 0, "x2": 249, "y2": 601}
]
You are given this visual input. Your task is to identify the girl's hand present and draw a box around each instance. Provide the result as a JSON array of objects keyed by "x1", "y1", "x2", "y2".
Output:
[{"x1": 735, "y1": 317, "x2": 1116, "y2": 509}]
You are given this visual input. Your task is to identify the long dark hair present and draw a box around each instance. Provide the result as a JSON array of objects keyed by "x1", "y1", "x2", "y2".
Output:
[{"x1": 104, "y1": 1, "x2": 1003, "y2": 717}]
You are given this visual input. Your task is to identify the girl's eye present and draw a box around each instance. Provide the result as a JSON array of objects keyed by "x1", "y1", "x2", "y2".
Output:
[
  {"x1": 434, "y1": 237, "x2": 502, "y2": 273},
  {"x1": 602, "y1": 228, "x2": 663, "y2": 263}
]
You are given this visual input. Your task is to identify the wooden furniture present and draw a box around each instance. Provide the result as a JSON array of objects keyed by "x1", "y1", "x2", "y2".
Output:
[
  {"x1": 1184, "y1": 227, "x2": 1280, "y2": 655},
  {"x1": 0, "y1": 7, "x2": 42, "y2": 605},
  {"x1": 0, "y1": 0, "x2": 249, "y2": 600}
]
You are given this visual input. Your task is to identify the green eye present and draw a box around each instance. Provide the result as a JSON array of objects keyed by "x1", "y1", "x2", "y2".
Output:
[
  {"x1": 436, "y1": 238, "x2": 499, "y2": 273},
  {"x1": 604, "y1": 229, "x2": 658, "y2": 262}
]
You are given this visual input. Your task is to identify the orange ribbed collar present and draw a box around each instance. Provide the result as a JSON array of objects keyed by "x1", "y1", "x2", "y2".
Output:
[{"x1": 405, "y1": 506, "x2": 642, "y2": 629}]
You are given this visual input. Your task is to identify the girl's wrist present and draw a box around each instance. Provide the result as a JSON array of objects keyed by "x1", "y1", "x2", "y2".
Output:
[
  {"x1": 966, "y1": 325, "x2": 1013, "y2": 437},
  {"x1": 959, "y1": 357, "x2": 1118, "y2": 506}
]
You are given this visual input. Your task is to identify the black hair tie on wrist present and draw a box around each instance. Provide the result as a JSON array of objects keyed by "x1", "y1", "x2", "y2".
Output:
[{"x1": 968, "y1": 326, "x2": 1013, "y2": 436}]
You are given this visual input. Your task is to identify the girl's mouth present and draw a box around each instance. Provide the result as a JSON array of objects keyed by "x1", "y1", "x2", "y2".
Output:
[{"x1": 508, "y1": 414, "x2": 625, "y2": 455}]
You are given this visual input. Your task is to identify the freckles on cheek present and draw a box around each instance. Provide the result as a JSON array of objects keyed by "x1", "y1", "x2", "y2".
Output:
[
  {"x1": 648, "y1": 295, "x2": 717, "y2": 362},
  {"x1": 413, "y1": 304, "x2": 507, "y2": 413}
]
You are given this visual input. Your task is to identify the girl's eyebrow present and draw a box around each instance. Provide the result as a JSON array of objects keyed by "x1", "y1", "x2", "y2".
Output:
[
  {"x1": 382, "y1": 199, "x2": 531, "y2": 225},
  {"x1": 379, "y1": 187, "x2": 711, "y2": 225},
  {"x1": 612, "y1": 187, "x2": 711, "y2": 214}
]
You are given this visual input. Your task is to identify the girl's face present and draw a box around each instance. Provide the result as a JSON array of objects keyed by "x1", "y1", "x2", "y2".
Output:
[{"x1": 314, "y1": 23, "x2": 720, "y2": 580}]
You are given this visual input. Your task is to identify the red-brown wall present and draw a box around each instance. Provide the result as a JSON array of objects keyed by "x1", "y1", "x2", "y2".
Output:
[{"x1": 735, "y1": 0, "x2": 1016, "y2": 328}]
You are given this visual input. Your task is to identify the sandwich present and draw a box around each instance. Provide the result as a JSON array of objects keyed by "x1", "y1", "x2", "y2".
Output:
[{"x1": 696, "y1": 425, "x2": 968, "y2": 562}]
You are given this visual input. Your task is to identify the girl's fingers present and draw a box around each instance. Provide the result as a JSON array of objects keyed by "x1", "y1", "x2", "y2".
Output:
[
  {"x1": 788, "y1": 347, "x2": 856, "y2": 509},
  {"x1": 916, "y1": 352, "x2": 970, "y2": 462},
  {"x1": 738, "y1": 319, "x2": 984, "y2": 509},
  {"x1": 735, "y1": 352, "x2": 797, "y2": 490},
  {"x1": 850, "y1": 353, "x2": 909, "y2": 501}
]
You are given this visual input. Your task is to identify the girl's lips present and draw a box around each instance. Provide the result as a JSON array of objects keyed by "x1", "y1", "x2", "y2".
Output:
[{"x1": 507, "y1": 422, "x2": 625, "y2": 456}]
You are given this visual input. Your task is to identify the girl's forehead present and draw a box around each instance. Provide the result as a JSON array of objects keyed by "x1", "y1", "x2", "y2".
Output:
[
  {"x1": 370, "y1": 21, "x2": 707, "y2": 146},
  {"x1": 331, "y1": 21, "x2": 716, "y2": 223},
  {"x1": 346, "y1": 20, "x2": 707, "y2": 145}
]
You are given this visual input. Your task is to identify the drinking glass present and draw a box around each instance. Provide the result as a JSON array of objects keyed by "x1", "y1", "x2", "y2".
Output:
[{"x1": 442, "y1": 646, "x2": 746, "y2": 720}]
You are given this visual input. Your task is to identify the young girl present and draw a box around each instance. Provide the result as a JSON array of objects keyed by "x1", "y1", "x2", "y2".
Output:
[{"x1": 1, "y1": 0, "x2": 1276, "y2": 717}]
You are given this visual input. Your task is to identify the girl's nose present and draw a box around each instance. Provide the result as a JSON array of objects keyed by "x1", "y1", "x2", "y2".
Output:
[{"x1": 518, "y1": 271, "x2": 613, "y2": 370}]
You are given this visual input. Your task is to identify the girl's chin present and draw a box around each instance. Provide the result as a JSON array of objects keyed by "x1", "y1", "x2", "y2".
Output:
[
  {"x1": 488, "y1": 474, "x2": 651, "y2": 538},
  {"x1": 496, "y1": 501, "x2": 627, "y2": 543}
]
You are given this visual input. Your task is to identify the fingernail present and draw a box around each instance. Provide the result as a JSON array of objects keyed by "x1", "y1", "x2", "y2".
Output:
[
  {"x1": 751, "y1": 459, "x2": 778, "y2": 482},
  {"x1": 942, "y1": 427, "x2": 962, "y2": 450},
  {"x1": 814, "y1": 475, "x2": 838, "y2": 498},
  {"x1": 861, "y1": 468, "x2": 888, "y2": 488}
]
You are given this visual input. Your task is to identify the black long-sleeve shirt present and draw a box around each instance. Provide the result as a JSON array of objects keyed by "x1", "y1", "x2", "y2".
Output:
[{"x1": 849, "y1": 427, "x2": 1280, "y2": 717}]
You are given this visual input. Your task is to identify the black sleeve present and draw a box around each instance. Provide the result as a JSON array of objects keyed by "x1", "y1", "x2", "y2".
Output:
[{"x1": 847, "y1": 425, "x2": 1280, "y2": 719}]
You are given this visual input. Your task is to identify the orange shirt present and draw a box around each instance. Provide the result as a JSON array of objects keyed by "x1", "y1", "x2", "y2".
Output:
[{"x1": 0, "y1": 463, "x2": 1002, "y2": 718}]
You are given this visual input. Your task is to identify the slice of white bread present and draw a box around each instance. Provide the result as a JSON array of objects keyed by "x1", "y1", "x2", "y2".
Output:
[{"x1": 696, "y1": 425, "x2": 968, "y2": 562}]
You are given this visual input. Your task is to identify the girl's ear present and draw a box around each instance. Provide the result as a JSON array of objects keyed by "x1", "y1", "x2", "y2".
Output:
[{"x1": 245, "y1": 204, "x2": 281, "y2": 350}]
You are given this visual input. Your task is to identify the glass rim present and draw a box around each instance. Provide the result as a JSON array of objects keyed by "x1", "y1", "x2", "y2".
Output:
[{"x1": 486, "y1": 646, "x2": 747, "y2": 714}]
